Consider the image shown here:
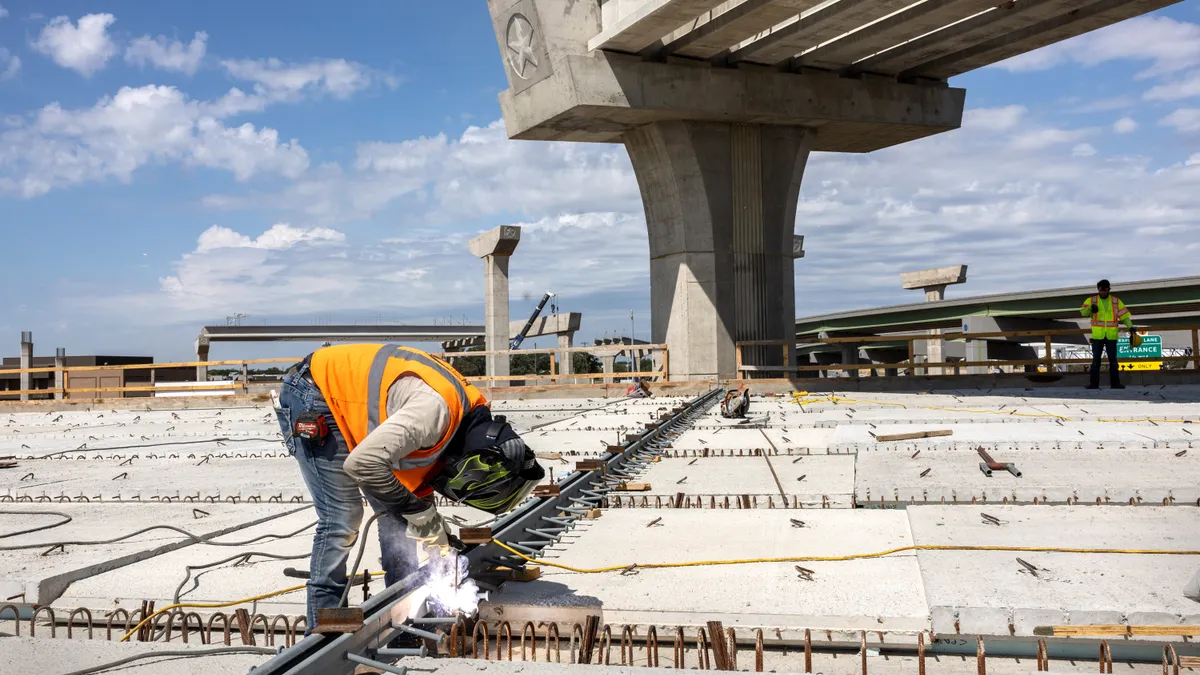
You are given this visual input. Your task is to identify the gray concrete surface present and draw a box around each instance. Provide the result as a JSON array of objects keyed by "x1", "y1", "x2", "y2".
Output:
[
  {"x1": 482, "y1": 509, "x2": 927, "y2": 633},
  {"x1": 3, "y1": 636, "x2": 270, "y2": 674},
  {"x1": 907, "y1": 505, "x2": 1200, "y2": 636},
  {"x1": 0, "y1": 503, "x2": 301, "y2": 605},
  {"x1": 4, "y1": 388, "x2": 1200, "y2": 665}
]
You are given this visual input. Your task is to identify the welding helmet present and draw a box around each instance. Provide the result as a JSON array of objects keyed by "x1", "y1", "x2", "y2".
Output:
[{"x1": 429, "y1": 413, "x2": 545, "y2": 514}]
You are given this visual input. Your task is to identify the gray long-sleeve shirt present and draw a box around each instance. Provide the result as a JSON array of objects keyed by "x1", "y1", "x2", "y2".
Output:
[{"x1": 343, "y1": 375, "x2": 451, "y2": 516}]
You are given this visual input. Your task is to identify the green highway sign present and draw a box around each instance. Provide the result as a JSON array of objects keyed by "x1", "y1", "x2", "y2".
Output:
[{"x1": 1117, "y1": 334, "x2": 1162, "y2": 360}]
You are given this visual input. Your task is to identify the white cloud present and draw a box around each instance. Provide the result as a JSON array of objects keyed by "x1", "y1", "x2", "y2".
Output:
[
  {"x1": 1144, "y1": 70, "x2": 1200, "y2": 102},
  {"x1": 125, "y1": 31, "x2": 207, "y2": 75},
  {"x1": 195, "y1": 223, "x2": 344, "y2": 252},
  {"x1": 31, "y1": 13, "x2": 117, "y2": 77},
  {"x1": 1009, "y1": 127, "x2": 1092, "y2": 151},
  {"x1": 1071, "y1": 143, "x2": 1097, "y2": 157},
  {"x1": 220, "y1": 57, "x2": 391, "y2": 101},
  {"x1": 0, "y1": 46, "x2": 18, "y2": 79},
  {"x1": 204, "y1": 121, "x2": 641, "y2": 224},
  {"x1": 1113, "y1": 117, "x2": 1139, "y2": 134},
  {"x1": 962, "y1": 105, "x2": 1025, "y2": 131},
  {"x1": 115, "y1": 103, "x2": 1192, "y2": 332},
  {"x1": 110, "y1": 212, "x2": 651, "y2": 325},
  {"x1": 0, "y1": 5, "x2": 8, "y2": 20},
  {"x1": 1160, "y1": 108, "x2": 1200, "y2": 133},
  {"x1": 0, "y1": 84, "x2": 309, "y2": 197},
  {"x1": 994, "y1": 16, "x2": 1200, "y2": 78}
]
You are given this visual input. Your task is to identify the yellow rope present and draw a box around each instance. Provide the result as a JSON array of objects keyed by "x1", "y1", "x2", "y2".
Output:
[
  {"x1": 118, "y1": 583, "x2": 307, "y2": 643},
  {"x1": 494, "y1": 541, "x2": 1200, "y2": 575}
]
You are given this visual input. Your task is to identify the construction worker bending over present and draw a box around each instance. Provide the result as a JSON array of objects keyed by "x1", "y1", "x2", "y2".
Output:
[
  {"x1": 274, "y1": 344, "x2": 544, "y2": 632},
  {"x1": 1080, "y1": 279, "x2": 1134, "y2": 390}
]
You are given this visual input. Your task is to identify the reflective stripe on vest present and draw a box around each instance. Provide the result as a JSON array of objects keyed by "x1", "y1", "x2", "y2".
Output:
[
  {"x1": 1089, "y1": 296, "x2": 1126, "y2": 328},
  {"x1": 364, "y1": 344, "x2": 470, "y2": 469},
  {"x1": 365, "y1": 344, "x2": 468, "y2": 434}
]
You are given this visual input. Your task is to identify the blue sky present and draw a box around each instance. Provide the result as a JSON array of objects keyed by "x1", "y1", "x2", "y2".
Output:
[{"x1": 1, "y1": 1, "x2": 1199, "y2": 362}]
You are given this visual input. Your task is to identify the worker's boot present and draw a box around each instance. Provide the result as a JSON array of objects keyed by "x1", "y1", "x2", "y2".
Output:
[{"x1": 1111, "y1": 383, "x2": 1126, "y2": 389}]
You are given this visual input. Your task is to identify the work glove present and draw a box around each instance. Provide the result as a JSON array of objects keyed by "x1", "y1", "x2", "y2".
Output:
[
  {"x1": 404, "y1": 504, "x2": 451, "y2": 567},
  {"x1": 1091, "y1": 304, "x2": 1099, "y2": 314}
]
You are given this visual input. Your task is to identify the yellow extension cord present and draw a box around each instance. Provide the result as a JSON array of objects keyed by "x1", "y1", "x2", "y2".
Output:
[
  {"x1": 789, "y1": 393, "x2": 1195, "y2": 424},
  {"x1": 118, "y1": 583, "x2": 307, "y2": 643},
  {"x1": 494, "y1": 541, "x2": 1200, "y2": 575},
  {"x1": 119, "y1": 540, "x2": 1200, "y2": 640}
]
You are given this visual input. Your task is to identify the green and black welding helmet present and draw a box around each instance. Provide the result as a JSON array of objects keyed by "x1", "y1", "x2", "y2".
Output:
[{"x1": 430, "y1": 413, "x2": 545, "y2": 515}]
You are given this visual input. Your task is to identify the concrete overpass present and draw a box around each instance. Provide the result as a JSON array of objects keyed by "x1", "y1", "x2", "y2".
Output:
[
  {"x1": 793, "y1": 275, "x2": 1200, "y2": 374},
  {"x1": 484, "y1": 0, "x2": 1183, "y2": 380},
  {"x1": 194, "y1": 314, "x2": 581, "y2": 380}
]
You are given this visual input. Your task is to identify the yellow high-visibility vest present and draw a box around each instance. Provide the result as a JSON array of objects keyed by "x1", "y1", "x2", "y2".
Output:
[{"x1": 1080, "y1": 295, "x2": 1131, "y2": 340}]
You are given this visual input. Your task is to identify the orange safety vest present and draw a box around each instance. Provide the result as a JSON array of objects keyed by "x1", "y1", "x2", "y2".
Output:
[
  {"x1": 1082, "y1": 295, "x2": 1130, "y2": 340},
  {"x1": 308, "y1": 344, "x2": 488, "y2": 496}
]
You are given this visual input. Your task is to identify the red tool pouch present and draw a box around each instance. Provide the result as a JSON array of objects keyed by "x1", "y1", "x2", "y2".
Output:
[{"x1": 294, "y1": 412, "x2": 329, "y2": 443}]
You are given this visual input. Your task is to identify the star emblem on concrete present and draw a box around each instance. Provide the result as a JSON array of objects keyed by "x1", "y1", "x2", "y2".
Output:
[{"x1": 506, "y1": 14, "x2": 538, "y2": 80}]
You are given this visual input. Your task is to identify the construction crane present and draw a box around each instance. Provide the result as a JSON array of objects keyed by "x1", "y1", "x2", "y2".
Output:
[{"x1": 510, "y1": 291, "x2": 556, "y2": 350}]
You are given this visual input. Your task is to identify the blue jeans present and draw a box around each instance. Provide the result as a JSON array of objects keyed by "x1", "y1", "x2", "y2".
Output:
[{"x1": 275, "y1": 363, "x2": 418, "y2": 633}]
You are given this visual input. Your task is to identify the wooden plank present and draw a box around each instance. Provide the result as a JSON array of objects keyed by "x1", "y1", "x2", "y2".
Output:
[
  {"x1": 459, "y1": 527, "x2": 493, "y2": 545},
  {"x1": 617, "y1": 482, "x2": 653, "y2": 492},
  {"x1": 870, "y1": 429, "x2": 953, "y2": 442},
  {"x1": 532, "y1": 485, "x2": 561, "y2": 497},
  {"x1": 0, "y1": 357, "x2": 300, "y2": 375},
  {"x1": 1035, "y1": 625, "x2": 1200, "y2": 637}
]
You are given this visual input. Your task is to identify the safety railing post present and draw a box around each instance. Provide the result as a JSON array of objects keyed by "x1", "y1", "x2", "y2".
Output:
[
  {"x1": 1044, "y1": 335, "x2": 1054, "y2": 373},
  {"x1": 1193, "y1": 329, "x2": 1199, "y2": 370},
  {"x1": 907, "y1": 338, "x2": 915, "y2": 377}
]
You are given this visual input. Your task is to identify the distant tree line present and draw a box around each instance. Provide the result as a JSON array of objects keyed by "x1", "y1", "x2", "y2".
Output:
[{"x1": 447, "y1": 347, "x2": 605, "y2": 378}]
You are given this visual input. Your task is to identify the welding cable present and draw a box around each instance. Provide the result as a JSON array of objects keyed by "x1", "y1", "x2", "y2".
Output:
[
  {"x1": 493, "y1": 541, "x2": 1200, "y2": 575},
  {"x1": 119, "y1": 584, "x2": 308, "y2": 643},
  {"x1": 61, "y1": 646, "x2": 278, "y2": 675},
  {"x1": 0, "y1": 518, "x2": 316, "y2": 552},
  {"x1": 0, "y1": 509, "x2": 72, "y2": 539},
  {"x1": 33, "y1": 437, "x2": 284, "y2": 459},
  {"x1": 173, "y1": 552, "x2": 309, "y2": 603},
  {"x1": 340, "y1": 511, "x2": 384, "y2": 608}
]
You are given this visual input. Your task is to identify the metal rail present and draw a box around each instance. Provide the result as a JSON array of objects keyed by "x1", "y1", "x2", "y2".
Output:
[{"x1": 248, "y1": 388, "x2": 721, "y2": 674}]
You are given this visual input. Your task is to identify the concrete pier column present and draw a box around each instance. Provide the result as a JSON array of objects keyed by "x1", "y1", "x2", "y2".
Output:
[
  {"x1": 901, "y1": 266, "x2": 968, "y2": 376},
  {"x1": 840, "y1": 344, "x2": 859, "y2": 379},
  {"x1": 469, "y1": 226, "x2": 521, "y2": 387},
  {"x1": 625, "y1": 122, "x2": 814, "y2": 380},
  {"x1": 19, "y1": 331, "x2": 32, "y2": 401},
  {"x1": 964, "y1": 339, "x2": 988, "y2": 375},
  {"x1": 557, "y1": 333, "x2": 574, "y2": 384},
  {"x1": 194, "y1": 337, "x2": 210, "y2": 384},
  {"x1": 54, "y1": 348, "x2": 66, "y2": 400},
  {"x1": 602, "y1": 354, "x2": 616, "y2": 382}
]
